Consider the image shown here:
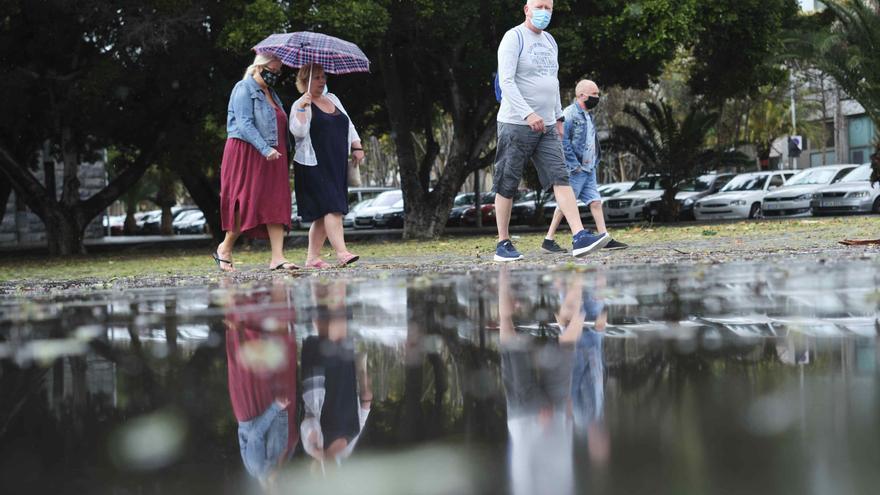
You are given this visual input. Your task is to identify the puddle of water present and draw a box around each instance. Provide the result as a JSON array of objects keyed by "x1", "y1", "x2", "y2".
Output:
[{"x1": 1, "y1": 260, "x2": 879, "y2": 494}]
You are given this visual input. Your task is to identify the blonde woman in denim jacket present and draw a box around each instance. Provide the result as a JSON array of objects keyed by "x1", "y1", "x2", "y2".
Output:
[{"x1": 216, "y1": 53, "x2": 299, "y2": 272}]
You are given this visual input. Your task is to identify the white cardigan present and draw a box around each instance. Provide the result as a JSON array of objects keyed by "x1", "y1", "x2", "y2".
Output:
[{"x1": 289, "y1": 93, "x2": 361, "y2": 166}]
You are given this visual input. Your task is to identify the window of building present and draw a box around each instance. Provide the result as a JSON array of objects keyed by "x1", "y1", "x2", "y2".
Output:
[{"x1": 810, "y1": 150, "x2": 835, "y2": 166}]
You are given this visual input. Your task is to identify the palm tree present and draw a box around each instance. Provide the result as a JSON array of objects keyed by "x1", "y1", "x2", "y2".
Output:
[
  {"x1": 605, "y1": 101, "x2": 749, "y2": 221},
  {"x1": 793, "y1": 0, "x2": 880, "y2": 179}
]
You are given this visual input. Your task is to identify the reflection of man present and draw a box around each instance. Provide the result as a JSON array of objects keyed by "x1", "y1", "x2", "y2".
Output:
[
  {"x1": 497, "y1": 268, "x2": 583, "y2": 495},
  {"x1": 571, "y1": 277, "x2": 609, "y2": 465},
  {"x1": 493, "y1": 0, "x2": 611, "y2": 261},
  {"x1": 225, "y1": 282, "x2": 298, "y2": 490},
  {"x1": 300, "y1": 280, "x2": 372, "y2": 471}
]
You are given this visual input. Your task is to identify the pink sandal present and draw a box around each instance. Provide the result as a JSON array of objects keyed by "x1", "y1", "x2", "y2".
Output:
[
  {"x1": 305, "y1": 259, "x2": 333, "y2": 270},
  {"x1": 337, "y1": 252, "x2": 360, "y2": 267}
]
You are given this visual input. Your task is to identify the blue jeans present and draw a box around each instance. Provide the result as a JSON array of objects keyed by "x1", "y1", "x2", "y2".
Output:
[{"x1": 568, "y1": 168, "x2": 601, "y2": 204}]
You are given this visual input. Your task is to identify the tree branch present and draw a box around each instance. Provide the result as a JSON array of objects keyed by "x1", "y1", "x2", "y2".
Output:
[{"x1": 0, "y1": 144, "x2": 50, "y2": 219}]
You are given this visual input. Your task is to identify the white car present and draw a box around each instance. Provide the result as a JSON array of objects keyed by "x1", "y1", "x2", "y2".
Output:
[
  {"x1": 344, "y1": 198, "x2": 374, "y2": 228},
  {"x1": 354, "y1": 189, "x2": 403, "y2": 228},
  {"x1": 598, "y1": 181, "x2": 634, "y2": 200},
  {"x1": 603, "y1": 175, "x2": 665, "y2": 223},
  {"x1": 810, "y1": 164, "x2": 880, "y2": 215},
  {"x1": 762, "y1": 164, "x2": 858, "y2": 218},
  {"x1": 694, "y1": 171, "x2": 795, "y2": 220}
]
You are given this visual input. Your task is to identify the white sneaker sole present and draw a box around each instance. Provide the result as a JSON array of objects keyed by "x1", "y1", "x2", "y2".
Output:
[
  {"x1": 572, "y1": 234, "x2": 611, "y2": 257},
  {"x1": 494, "y1": 254, "x2": 524, "y2": 262}
]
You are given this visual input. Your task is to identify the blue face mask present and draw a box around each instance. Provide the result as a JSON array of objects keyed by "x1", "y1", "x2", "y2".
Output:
[{"x1": 531, "y1": 7, "x2": 552, "y2": 30}]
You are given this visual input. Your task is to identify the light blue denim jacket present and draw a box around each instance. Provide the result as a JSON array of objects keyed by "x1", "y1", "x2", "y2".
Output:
[
  {"x1": 227, "y1": 77, "x2": 286, "y2": 157},
  {"x1": 237, "y1": 402, "x2": 288, "y2": 481},
  {"x1": 561, "y1": 102, "x2": 602, "y2": 173}
]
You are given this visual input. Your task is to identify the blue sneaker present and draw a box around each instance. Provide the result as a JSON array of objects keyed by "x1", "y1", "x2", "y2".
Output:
[
  {"x1": 494, "y1": 239, "x2": 523, "y2": 262},
  {"x1": 572, "y1": 230, "x2": 611, "y2": 257}
]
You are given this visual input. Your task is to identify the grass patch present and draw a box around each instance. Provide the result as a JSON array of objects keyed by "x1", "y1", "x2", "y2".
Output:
[{"x1": 0, "y1": 216, "x2": 877, "y2": 282}]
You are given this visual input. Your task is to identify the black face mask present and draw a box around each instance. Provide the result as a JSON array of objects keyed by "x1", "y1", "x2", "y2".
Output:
[
  {"x1": 584, "y1": 96, "x2": 600, "y2": 110},
  {"x1": 260, "y1": 69, "x2": 281, "y2": 87}
]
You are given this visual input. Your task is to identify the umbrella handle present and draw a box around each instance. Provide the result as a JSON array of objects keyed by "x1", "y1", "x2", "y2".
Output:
[{"x1": 307, "y1": 64, "x2": 312, "y2": 94}]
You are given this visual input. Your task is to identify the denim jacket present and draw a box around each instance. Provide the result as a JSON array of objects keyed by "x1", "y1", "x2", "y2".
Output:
[
  {"x1": 227, "y1": 77, "x2": 287, "y2": 158},
  {"x1": 561, "y1": 102, "x2": 602, "y2": 173},
  {"x1": 237, "y1": 402, "x2": 288, "y2": 481}
]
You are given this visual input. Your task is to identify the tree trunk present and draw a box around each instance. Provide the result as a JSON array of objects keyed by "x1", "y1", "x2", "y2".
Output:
[
  {"x1": 177, "y1": 161, "x2": 222, "y2": 241},
  {"x1": 0, "y1": 143, "x2": 154, "y2": 255},
  {"x1": 0, "y1": 173, "x2": 11, "y2": 224},
  {"x1": 661, "y1": 187, "x2": 680, "y2": 222},
  {"x1": 44, "y1": 208, "x2": 87, "y2": 255},
  {"x1": 156, "y1": 169, "x2": 176, "y2": 236}
]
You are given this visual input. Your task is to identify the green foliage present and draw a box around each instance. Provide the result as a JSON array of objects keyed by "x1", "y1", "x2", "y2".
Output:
[
  {"x1": 606, "y1": 100, "x2": 750, "y2": 219},
  {"x1": 219, "y1": 0, "x2": 291, "y2": 52},
  {"x1": 791, "y1": 0, "x2": 880, "y2": 126},
  {"x1": 689, "y1": 0, "x2": 799, "y2": 102}
]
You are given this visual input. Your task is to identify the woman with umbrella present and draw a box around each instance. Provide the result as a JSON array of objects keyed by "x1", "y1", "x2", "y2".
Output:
[
  {"x1": 290, "y1": 63, "x2": 364, "y2": 268},
  {"x1": 214, "y1": 53, "x2": 298, "y2": 272},
  {"x1": 252, "y1": 32, "x2": 370, "y2": 268}
]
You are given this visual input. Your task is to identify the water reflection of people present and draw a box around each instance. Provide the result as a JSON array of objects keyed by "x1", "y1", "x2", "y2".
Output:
[
  {"x1": 225, "y1": 283, "x2": 298, "y2": 489},
  {"x1": 301, "y1": 280, "x2": 372, "y2": 471},
  {"x1": 571, "y1": 276, "x2": 609, "y2": 466},
  {"x1": 498, "y1": 268, "x2": 584, "y2": 495}
]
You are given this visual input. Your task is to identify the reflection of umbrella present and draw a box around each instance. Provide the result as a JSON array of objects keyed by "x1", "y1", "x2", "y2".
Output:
[{"x1": 253, "y1": 32, "x2": 370, "y2": 74}]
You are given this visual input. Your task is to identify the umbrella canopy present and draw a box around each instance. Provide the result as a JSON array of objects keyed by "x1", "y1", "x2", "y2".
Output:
[{"x1": 253, "y1": 32, "x2": 370, "y2": 74}]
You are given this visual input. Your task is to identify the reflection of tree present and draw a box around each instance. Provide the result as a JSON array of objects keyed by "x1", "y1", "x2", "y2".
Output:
[{"x1": 363, "y1": 281, "x2": 506, "y2": 447}]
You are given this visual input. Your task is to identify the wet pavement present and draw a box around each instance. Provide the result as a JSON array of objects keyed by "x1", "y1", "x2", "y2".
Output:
[{"x1": 1, "y1": 259, "x2": 879, "y2": 495}]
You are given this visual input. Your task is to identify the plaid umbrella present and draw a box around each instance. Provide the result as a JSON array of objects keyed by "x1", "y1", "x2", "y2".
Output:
[{"x1": 253, "y1": 32, "x2": 370, "y2": 74}]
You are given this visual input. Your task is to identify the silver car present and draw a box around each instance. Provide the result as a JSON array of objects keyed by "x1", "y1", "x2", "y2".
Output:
[
  {"x1": 810, "y1": 164, "x2": 880, "y2": 215},
  {"x1": 762, "y1": 164, "x2": 858, "y2": 218},
  {"x1": 604, "y1": 175, "x2": 665, "y2": 223}
]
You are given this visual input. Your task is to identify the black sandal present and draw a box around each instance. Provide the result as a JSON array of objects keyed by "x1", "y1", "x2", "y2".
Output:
[{"x1": 212, "y1": 252, "x2": 233, "y2": 270}]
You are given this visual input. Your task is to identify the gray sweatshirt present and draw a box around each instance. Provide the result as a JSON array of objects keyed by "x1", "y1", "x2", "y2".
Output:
[{"x1": 496, "y1": 24, "x2": 563, "y2": 127}]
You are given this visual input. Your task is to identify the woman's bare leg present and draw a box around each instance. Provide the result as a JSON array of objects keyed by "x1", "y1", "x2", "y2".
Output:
[{"x1": 216, "y1": 211, "x2": 241, "y2": 272}]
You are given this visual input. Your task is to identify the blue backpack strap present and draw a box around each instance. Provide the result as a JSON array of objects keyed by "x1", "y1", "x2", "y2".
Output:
[{"x1": 495, "y1": 27, "x2": 526, "y2": 102}]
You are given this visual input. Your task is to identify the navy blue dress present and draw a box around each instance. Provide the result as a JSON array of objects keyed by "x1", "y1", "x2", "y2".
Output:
[{"x1": 294, "y1": 104, "x2": 350, "y2": 222}]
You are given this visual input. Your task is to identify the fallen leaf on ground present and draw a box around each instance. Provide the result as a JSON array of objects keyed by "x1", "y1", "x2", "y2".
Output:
[{"x1": 840, "y1": 239, "x2": 880, "y2": 246}]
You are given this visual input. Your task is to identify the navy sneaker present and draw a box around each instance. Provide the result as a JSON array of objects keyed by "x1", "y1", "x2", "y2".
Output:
[
  {"x1": 494, "y1": 239, "x2": 523, "y2": 262},
  {"x1": 571, "y1": 230, "x2": 611, "y2": 257},
  {"x1": 541, "y1": 238, "x2": 565, "y2": 254},
  {"x1": 603, "y1": 239, "x2": 629, "y2": 250}
]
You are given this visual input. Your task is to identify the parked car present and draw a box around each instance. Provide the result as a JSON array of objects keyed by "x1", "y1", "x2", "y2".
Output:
[
  {"x1": 372, "y1": 199, "x2": 405, "y2": 229},
  {"x1": 694, "y1": 171, "x2": 795, "y2": 220},
  {"x1": 348, "y1": 186, "x2": 394, "y2": 206},
  {"x1": 355, "y1": 189, "x2": 403, "y2": 228},
  {"x1": 603, "y1": 174, "x2": 666, "y2": 223},
  {"x1": 643, "y1": 173, "x2": 735, "y2": 221},
  {"x1": 141, "y1": 207, "x2": 197, "y2": 235},
  {"x1": 173, "y1": 209, "x2": 207, "y2": 234},
  {"x1": 135, "y1": 210, "x2": 162, "y2": 234},
  {"x1": 810, "y1": 164, "x2": 880, "y2": 216},
  {"x1": 598, "y1": 181, "x2": 635, "y2": 201},
  {"x1": 103, "y1": 214, "x2": 126, "y2": 235},
  {"x1": 542, "y1": 195, "x2": 593, "y2": 223},
  {"x1": 762, "y1": 164, "x2": 858, "y2": 218},
  {"x1": 344, "y1": 198, "x2": 374, "y2": 228},
  {"x1": 448, "y1": 192, "x2": 496, "y2": 226}
]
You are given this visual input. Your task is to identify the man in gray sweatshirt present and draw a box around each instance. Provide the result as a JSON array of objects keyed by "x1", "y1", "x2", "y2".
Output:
[{"x1": 493, "y1": 0, "x2": 611, "y2": 261}]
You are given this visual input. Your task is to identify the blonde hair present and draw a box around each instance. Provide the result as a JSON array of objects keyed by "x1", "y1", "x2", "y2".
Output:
[
  {"x1": 296, "y1": 63, "x2": 324, "y2": 94},
  {"x1": 243, "y1": 52, "x2": 280, "y2": 81}
]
